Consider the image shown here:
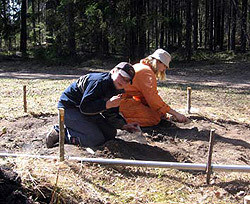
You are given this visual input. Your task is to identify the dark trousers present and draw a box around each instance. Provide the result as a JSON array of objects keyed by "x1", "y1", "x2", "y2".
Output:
[{"x1": 62, "y1": 108, "x2": 117, "y2": 147}]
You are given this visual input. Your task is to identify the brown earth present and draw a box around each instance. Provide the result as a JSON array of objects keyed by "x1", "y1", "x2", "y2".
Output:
[
  {"x1": 0, "y1": 113, "x2": 249, "y2": 165},
  {"x1": 0, "y1": 58, "x2": 249, "y2": 203}
]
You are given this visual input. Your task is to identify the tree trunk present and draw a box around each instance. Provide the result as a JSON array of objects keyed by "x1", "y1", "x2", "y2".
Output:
[
  {"x1": 193, "y1": 0, "x2": 198, "y2": 50},
  {"x1": 20, "y1": 0, "x2": 27, "y2": 57},
  {"x1": 66, "y1": 1, "x2": 76, "y2": 56},
  {"x1": 231, "y1": 0, "x2": 237, "y2": 50},
  {"x1": 2, "y1": 0, "x2": 9, "y2": 47},
  {"x1": 240, "y1": 0, "x2": 247, "y2": 52},
  {"x1": 37, "y1": 0, "x2": 41, "y2": 44},
  {"x1": 199, "y1": 7, "x2": 203, "y2": 47},
  {"x1": 146, "y1": 0, "x2": 150, "y2": 53},
  {"x1": 227, "y1": 1, "x2": 231, "y2": 50},
  {"x1": 209, "y1": 0, "x2": 214, "y2": 51},
  {"x1": 129, "y1": 0, "x2": 137, "y2": 61},
  {"x1": 220, "y1": 0, "x2": 225, "y2": 50},
  {"x1": 214, "y1": 0, "x2": 220, "y2": 50},
  {"x1": 177, "y1": 0, "x2": 183, "y2": 47},
  {"x1": 185, "y1": 0, "x2": 192, "y2": 60},
  {"x1": 205, "y1": 0, "x2": 209, "y2": 49},
  {"x1": 31, "y1": 0, "x2": 37, "y2": 44},
  {"x1": 159, "y1": 0, "x2": 164, "y2": 48},
  {"x1": 137, "y1": 0, "x2": 146, "y2": 58},
  {"x1": 155, "y1": 0, "x2": 159, "y2": 48}
]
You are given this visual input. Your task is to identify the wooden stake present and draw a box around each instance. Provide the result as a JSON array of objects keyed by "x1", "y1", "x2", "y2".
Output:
[
  {"x1": 187, "y1": 87, "x2": 191, "y2": 113},
  {"x1": 206, "y1": 129, "x2": 216, "y2": 184},
  {"x1": 23, "y1": 85, "x2": 27, "y2": 112},
  {"x1": 58, "y1": 108, "x2": 65, "y2": 162}
]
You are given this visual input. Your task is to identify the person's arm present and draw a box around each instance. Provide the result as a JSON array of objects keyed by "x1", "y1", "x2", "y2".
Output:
[
  {"x1": 135, "y1": 70, "x2": 170, "y2": 116},
  {"x1": 106, "y1": 94, "x2": 122, "y2": 109},
  {"x1": 102, "y1": 107, "x2": 127, "y2": 129},
  {"x1": 102, "y1": 108, "x2": 139, "y2": 132},
  {"x1": 79, "y1": 80, "x2": 108, "y2": 114}
]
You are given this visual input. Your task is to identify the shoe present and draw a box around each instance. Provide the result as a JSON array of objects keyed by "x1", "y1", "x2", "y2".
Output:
[{"x1": 46, "y1": 127, "x2": 59, "y2": 148}]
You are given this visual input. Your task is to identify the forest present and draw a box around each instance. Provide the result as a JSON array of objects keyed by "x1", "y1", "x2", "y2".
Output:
[
  {"x1": 0, "y1": 1, "x2": 250, "y2": 203},
  {"x1": 0, "y1": 0, "x2": 249, "y2": 61}
]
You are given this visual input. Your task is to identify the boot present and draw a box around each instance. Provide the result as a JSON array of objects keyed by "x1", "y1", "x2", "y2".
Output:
[{"x1": 46, "y1": 127, "x2": 59, "y2": 148}]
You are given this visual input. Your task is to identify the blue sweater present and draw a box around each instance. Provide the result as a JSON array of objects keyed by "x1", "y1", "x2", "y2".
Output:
[
  {"x1": 58, "y1": 72, "x2": 124, "y2": 115},
  {"x1": 58, "y1": 72, "x2": 126, "y2": 128}
]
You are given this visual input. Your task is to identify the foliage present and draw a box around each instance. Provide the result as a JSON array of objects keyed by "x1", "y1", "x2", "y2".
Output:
[{"x1": 0, "y1": 0, "x2": 249, "y2": 62}]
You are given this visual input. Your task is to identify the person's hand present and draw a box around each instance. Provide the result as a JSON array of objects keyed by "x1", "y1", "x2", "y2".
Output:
[
  {"x1": 171, "y1": 112, "x2": 190, "y2": 123},
  {"x1": 168, "y1": 108, "x2": 190, "y2": 124},
  {"x1": 122, "y1": 122, "x2": 140, "y2": 133},
  {"x1": 106, "y1": 94, "x2": 122, "y2": 109}
]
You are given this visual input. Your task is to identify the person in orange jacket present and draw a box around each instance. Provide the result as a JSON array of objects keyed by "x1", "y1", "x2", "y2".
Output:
[{"x1": 119, "y1": 48, "x2": 189, "y2": 127}]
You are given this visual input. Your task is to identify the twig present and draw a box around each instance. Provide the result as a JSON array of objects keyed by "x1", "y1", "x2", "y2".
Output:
[
  {"x1": 28, "y1": 172, "x2": 46, "y2": 198},
  {"x1": 50, "y1": 166, "x2": 60, "y2": 204}
]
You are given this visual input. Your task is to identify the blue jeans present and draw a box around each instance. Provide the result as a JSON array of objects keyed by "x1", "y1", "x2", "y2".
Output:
[{"x1": 59, "y1": 108, "x2": 117, "y2": 147}]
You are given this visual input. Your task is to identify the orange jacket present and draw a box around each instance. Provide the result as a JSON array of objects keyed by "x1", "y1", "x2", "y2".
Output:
[{"x1": 120, "y1": 62, "x2": 171, "y2": 127}]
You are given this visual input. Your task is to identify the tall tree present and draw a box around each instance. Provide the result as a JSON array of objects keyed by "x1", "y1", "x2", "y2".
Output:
[
  {"x1": 154, "y1": 0, "x2": 159, "y2": 48},
  {"x1": 230, "y1": 0, "x2": 237, "y2": 50},
  {"x1": 185, "y1": 0, "x2": 192, "y2": 60},
  {"x1": 214, "y1": 0, "x2": 220, "y2": 50},
  {"x1": 128, "y1": 0, "x2": 137, "y2": 61},
  {"x1": 205, "y1": 0, "x2": 209, "y2": 49},
  {"x1": 192, "y1": 0, "x2": 198, "y2": 50},
  {"x1": 31, "y1": 0, "x2": 37, "y2": 44},
  {"x1": 209, "y1": 0, "x2": 214, "y2": 51},
  {"x1": 159, "y1": 0, "x2": 165, "y2": 48},
  {"x1": 37, "y1": 0, "x2": 41, "y2": 44},
  {"x1": 137, "y1": 0, "x2": 146, "y2": 58},
  {"x1": 20, "y1": 0, "x2": 27, "y2": 56},
  {"x1": 227, "y1": 0, "x2": 231, "y2": 50},
  {"x1": 220, "y1": 0, "x2": 225, "y2": 50},
  {"x1": 66, "y1": 1, "x2": 76, "y2": 56},
  {"x1": 240, "y1": 0, "x2": 247, "y2": 52}
]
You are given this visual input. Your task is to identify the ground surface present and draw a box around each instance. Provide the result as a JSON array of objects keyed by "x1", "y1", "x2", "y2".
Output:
[{"x1": 0, "y1": 58, "x2": 249, "y2": 203}]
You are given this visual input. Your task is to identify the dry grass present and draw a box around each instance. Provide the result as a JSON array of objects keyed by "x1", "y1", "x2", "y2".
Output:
[
  {"x1": 0, "y1": 61, "x2": 249, "y2": 203},
  {"x1": 0, "y1": 157, "x2": 248, "y2": 204},
  {"x1": 0, "y1": 78, "x2": 73, "y2": 119},
  {"x1": 159, "y1": 85, "x2": 249, "y2": 124}
]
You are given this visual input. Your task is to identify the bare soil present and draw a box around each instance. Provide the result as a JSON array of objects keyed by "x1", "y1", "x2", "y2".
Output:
[{"x1": 0, "y1": 58, "x2": 249, "y2": 203}]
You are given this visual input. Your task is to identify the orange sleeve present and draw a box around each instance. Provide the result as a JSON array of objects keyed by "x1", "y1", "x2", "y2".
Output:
[{"x1": 134, "y1": 68, "x2": 171, "y2": 116}]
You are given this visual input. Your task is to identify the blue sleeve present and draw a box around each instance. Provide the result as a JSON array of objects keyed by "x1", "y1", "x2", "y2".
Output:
[{"x1": 79, "y1": 79, "x2": 107, "y2": 114}]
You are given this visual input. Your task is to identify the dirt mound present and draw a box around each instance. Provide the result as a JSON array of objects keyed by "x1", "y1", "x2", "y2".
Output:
[
  {"x1": 95, "y1": 139, "x2": 177, "y2": 162},
  {"x1": 0, "y1": 166, "x2": 32, "y2": 204},
  {"x1": 0, "y1": 114, "x2": 249, "y2": 166}
]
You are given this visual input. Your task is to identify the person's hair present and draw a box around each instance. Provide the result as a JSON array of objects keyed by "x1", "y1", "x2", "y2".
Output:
[{"x1": 140, "y1": 56, "x2": 166, "y2": 80}]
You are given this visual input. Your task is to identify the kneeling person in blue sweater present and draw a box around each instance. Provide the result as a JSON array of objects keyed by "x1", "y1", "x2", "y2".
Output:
[{"x1": 46, "y1": 62, "x2": 138, "y2": 148}]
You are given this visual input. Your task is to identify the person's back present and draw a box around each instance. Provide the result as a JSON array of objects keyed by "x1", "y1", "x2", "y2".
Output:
[
  {"x1": 123, "y1": 63, "x2": 155, "y2": 102},
  {"x1": 120, "y1": 49, "x2": 189, "y2": 127},
  {"x1": 58, "y1": 72, "x2": 120, "y2": 114},
  {"x1": 120, "y1": 61, "x2": 170, "y2": 126}
]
